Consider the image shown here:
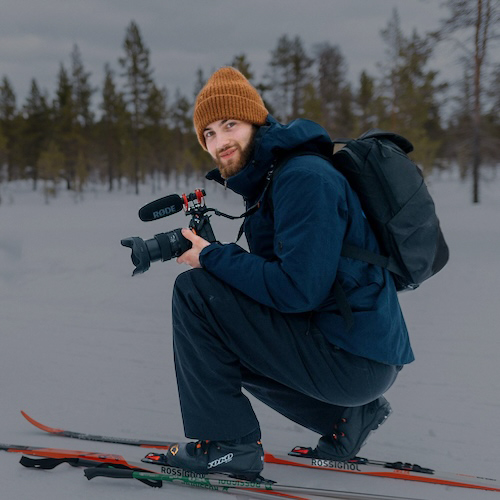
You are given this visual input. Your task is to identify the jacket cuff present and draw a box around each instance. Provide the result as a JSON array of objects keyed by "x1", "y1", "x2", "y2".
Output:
[{"x1": 199, "y1": 242, "x2": 222, "y2": 269}]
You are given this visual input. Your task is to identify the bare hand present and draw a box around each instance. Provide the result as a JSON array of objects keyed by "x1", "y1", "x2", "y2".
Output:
[{"x1": 176, "y1": 228, "x2": 210, "y2": 268}]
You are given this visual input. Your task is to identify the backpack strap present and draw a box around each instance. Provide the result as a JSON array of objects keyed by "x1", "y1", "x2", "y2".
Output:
[{"x1": 340, "y1": 243, "x2": 406, "y2": 278}]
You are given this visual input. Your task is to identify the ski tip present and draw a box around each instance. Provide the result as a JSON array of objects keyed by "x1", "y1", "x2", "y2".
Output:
[{"x1": 20, "y1": 411, "x2": 64, "y2": 434}]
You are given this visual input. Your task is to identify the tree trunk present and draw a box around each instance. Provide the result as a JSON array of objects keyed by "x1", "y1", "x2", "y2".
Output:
[{"x1": 472, "y1": 0, "x2": 483, "y2": 204}]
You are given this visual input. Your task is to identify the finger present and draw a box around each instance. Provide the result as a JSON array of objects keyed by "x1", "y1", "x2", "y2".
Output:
[{"x1": 181, "y1": 228, "x2": 198, "y2": 242}]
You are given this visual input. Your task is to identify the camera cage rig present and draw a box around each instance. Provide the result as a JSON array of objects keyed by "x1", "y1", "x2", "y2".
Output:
[{"x1": 122, "y1": 188, "x2": 244, "y2": 276}]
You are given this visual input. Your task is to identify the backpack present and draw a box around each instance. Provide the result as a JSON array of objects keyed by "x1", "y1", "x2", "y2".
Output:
[
  {"x1": 270, "y1": 129, "x2": 449, "y2": 328},
  {"x1": 331, "y1": 129, "x2": 449, "y2": 291}
]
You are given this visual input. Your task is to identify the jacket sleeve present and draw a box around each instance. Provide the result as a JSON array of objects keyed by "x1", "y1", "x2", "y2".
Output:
[{"x1": 199, "y1": 157, "x2": 348, "y2": 313}]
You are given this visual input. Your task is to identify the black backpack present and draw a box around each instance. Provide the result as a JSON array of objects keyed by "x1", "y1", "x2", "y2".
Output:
[
  {"x1": 331, "y1": 129, "x2": 449, "y2": 291},
  {"x1": 270, "y1": 129, "x2": 449, "y2": 328}
]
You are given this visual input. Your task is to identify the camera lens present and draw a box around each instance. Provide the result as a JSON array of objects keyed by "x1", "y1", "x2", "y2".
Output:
[{"x1": 152, "y1": 229, "x2": 191, "y2": 262}]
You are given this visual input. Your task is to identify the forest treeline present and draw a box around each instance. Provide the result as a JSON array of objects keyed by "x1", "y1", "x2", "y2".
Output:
[{"x1": 0, "y1": 3, "x2": 499, "y2": 203}]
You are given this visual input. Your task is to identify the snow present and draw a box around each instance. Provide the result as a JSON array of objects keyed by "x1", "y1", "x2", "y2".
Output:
[{"x1": 0, "y1": 173, "x2": 499, "y2": 499}]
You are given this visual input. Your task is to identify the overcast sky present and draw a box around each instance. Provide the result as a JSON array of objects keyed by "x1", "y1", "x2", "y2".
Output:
[{"x1": 1, "y1": 0, "x2": 459, "y2": 106}]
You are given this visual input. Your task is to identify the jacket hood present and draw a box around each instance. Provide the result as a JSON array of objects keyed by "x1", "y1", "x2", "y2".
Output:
[{"x1": 206, "y1": 115, "x2": 333, "y2": 200}]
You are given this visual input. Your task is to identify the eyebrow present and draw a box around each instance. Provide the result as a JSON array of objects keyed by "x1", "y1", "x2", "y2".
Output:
[{"x1": 203, "y1": 120, "x2": 229, "y2": 133}]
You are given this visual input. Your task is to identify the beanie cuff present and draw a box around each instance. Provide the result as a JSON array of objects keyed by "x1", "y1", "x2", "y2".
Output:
[{"x1": 195, "y1": 95, "x2": 268, "y2": 149}]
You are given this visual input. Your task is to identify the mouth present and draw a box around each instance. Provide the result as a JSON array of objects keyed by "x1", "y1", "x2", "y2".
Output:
[{"x1": 219, "y1": 147, "x2": 237, "y2": 160}]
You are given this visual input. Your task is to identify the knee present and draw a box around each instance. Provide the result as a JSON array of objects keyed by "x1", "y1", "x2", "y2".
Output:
[
  {"x1": 173, "y1": 268, "x2": 207, "y2": 295},
  {"x1": 173, "y1": 268, "x2": 195, "y2": 292},
  {"x1": 173, "y1": 268, "x2": 220, "y2": 309}
]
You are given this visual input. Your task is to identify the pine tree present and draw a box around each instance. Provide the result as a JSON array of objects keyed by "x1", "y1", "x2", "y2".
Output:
[
  {"x1": 168, "y1": 89, "x2": 192, "y2": 185},
  {"x1": 22, "y1": 79, "x2": 51, "y2": 190},
  {"x1": 0, "y1": 126, "x2": 7, "y2": 191},
  {"x1": 99, "y1": 63, "x2": 130, "y2": 191},
  {"x1": 301, "y1": 82, "x2": 323, "y2": 124},
  {"x1": 144, "y1": 83, "x2": 169, "y2": 192},
  {"x1": 356, "y1": 71, "x2": 380, "y2": 133},
  {"x1": 71, "y1": 44, "x2": 95, "y2": 128},
  {"x1": 193, "y1": 67, "x2": 206, "y2": 99},
  {"x1": 38, "y1": 140, "x2": 65, "y2": 203},
  {"x1": 378, "y1": 9, "x2": 444, "y2": 174},
  {"x1": 484, "y1": 64, "x2": 500, "y2": 175},
  {"x1": 0, "y1": 76, "x2": 19, "y2": 181},
  {"x1": 230, "y1": 54, "x2": 254, "y2": 81},
  {"x1": 314, "y1": 42, "x2": 351, "y2": 135},
  {"x1": 52, "y1": 63, "x2": 79, "y2": 189},
  {"x1": 119, "y1": 20, "x2": 154, "y2": 194},
  {"x1": 268, "y1": 35, "x2": 313, "y2": 121}
]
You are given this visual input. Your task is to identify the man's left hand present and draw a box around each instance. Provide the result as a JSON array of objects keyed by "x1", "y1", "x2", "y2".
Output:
[{"x1": 176, "y1": 228, "x2": 211, "y2": 268}]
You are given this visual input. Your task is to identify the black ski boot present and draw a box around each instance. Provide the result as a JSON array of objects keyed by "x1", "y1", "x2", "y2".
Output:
[
  {"x1": 315, "y1": 396, "x2": 392, "y2": 461},
  {"x1": 153, "y1": 440, "x2": 264, "y2": 480}
]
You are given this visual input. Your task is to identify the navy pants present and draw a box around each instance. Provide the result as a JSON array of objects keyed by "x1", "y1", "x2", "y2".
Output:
[{"x1": 172, "y1": 269, "x2": 400, "y2": 441}]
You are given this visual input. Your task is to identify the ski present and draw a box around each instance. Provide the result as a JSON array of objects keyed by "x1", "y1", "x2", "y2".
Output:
[
  {"x1": 21, "y1": 410, "x2": 169, "y2": 448},
  {"x1": 20, "y1": 410, "x2": 500, "y2": 493},
  {"x1": 1, "y1": 443, "x2": 416, "y2": 500},
  {"x1": 84, "y1": 465, "x2": 421, "y2": 500}
]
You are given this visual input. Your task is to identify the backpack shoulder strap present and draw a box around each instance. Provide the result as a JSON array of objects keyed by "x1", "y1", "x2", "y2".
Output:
[{"x1": 341, "y1": 243, "x2": 406, "y2": 278}]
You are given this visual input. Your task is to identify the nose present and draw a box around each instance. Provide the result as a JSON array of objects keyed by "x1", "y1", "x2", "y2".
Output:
[{"x1": 215, "y1": 134, "x2": 231, "y2": 152}]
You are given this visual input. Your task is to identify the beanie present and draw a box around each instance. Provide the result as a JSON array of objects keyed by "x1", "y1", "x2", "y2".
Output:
[{"x1": 193, "y1": 67, "x2": 268, "y2": 149}]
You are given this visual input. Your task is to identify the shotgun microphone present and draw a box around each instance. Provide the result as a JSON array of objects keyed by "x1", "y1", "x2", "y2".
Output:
[{"x1": 138, "y1": 194, "x2": 184, "y2": 221}]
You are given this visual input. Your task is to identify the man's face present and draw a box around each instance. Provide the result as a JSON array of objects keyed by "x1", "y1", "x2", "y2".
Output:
[{"x1": 203, "y1": 120, "x2": 256, "y2": 179}]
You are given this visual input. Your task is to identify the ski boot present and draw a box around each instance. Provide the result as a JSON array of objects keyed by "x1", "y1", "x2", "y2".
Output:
[
  {"x1": 144, "y1": 439, "x2": 264, "y2": 481},
  {"x1": 315, "y1": 396, "x2": 392, "y2": 461}
]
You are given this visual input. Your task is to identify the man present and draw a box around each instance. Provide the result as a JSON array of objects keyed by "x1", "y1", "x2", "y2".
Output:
[{"x1": 165, "y1": 67, "x2": 414, "y2": 480}]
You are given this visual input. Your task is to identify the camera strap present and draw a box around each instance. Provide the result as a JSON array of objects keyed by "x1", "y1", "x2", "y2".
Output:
[
  {"x1": 211, "y1": 164, "x2": 277, "y2": 243},
  {"x1": 235, "y1": 164, "x2": 278, "y2": 242}
]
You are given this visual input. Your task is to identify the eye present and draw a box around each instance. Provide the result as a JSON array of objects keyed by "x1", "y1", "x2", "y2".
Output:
[
  {"x1": 204, "y1": 130, "x2": 214, "y2": 139},
  {"x1": 226, "y1": 121, "x2": 236, "y2": 129}
]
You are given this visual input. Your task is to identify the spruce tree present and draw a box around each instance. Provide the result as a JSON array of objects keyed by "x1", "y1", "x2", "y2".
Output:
[
  {"x1": 119, "y1": 21, "x2": 154, "y2": 194},
  {"x1": 314, "y1": 42, "x2": 350, "y2": 136},
  {"x1": 22, "y1": 79, "x2": 51, "y2": 190},
  {"x1": 0, "y1": 76, "x2": 19, "y2": 181},
  {"x1": 268, "y1": 35, "x2": 313, "y2": 121},
  {"x1": 99, "y1": 63, "x2": 129, "y2": 191},
  {"x1": 379, "y1": 9, "x2": 444, "y2": 174},
  {"x1": 53, "y1": 63, "x2": 77, "y2": 190}
]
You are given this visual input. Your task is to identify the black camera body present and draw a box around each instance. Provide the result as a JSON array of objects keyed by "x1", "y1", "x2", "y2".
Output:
[{"x1": 121, "y1": 189, "x2": 217, "y2": 276}]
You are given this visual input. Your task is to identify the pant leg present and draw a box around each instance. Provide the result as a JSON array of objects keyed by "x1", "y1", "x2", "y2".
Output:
[
  {"x1": 172, "y1": 268, "x2": 400, "y2": 441},
  {"x1": 241, "y1": 368, "x2": 346, "y2": 435}
]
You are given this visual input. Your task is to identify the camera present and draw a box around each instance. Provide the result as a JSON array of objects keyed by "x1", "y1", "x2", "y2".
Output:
[{"x1": 121, "y1": 189, "x2": 217, "y2": 276}]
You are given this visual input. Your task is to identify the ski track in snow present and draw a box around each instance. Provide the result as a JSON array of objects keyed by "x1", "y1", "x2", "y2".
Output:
[{"x1": 0, "y1": 174, "x2": 499, "y2": 499}]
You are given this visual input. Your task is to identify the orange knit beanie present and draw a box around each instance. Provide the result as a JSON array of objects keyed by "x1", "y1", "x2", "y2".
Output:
[{"x1": 193, "y1": 67, "x2": 268, "y2": 150}]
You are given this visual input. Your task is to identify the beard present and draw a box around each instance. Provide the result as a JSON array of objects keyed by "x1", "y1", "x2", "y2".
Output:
[{"x1": 214, "y1": 128, "x2": 257, "y2": 179}]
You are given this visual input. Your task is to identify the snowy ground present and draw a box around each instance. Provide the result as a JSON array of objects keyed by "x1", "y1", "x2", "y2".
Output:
[{"x1": 0, "y1": 172, "x2": 499, "y2": 500}]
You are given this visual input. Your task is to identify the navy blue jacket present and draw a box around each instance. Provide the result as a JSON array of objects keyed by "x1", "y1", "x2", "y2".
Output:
[{"x1": 200, "y1": 116, "x2": 414, "y2": 366}]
